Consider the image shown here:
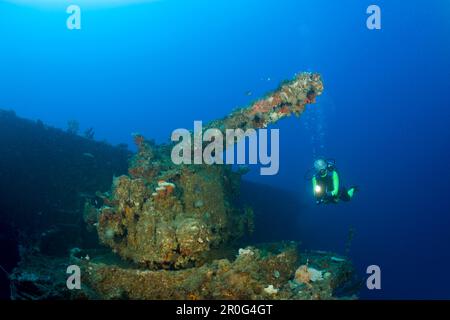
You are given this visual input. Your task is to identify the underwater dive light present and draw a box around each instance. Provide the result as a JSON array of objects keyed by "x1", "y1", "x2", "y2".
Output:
[{"x1": 314, "y1": 185, "x2": 323, "y2": 195}]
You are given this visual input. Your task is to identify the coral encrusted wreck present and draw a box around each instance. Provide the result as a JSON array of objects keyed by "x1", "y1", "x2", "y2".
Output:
[
  {"x1": 11, "y1": 73, "x2": 359, "y2": 300},
  {"x1": 91, "y1": 72, "x2": 324, "y2": 269}
]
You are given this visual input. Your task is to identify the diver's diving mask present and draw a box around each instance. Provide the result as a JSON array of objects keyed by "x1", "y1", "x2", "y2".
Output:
[
  {"x1": 304, "y1": 158, "x2": 336, "y2": 181},
  {"x1": 314, "y1": 158, "x2": 335, "y2": 177},
  {"x1": 314, "y1": 159, "x2": 328, "y2": 175}
]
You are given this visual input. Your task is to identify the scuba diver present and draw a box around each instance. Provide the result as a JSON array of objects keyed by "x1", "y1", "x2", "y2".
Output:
[{"x1": 307, "y1": 158, "x2": 358, "y2": 205}]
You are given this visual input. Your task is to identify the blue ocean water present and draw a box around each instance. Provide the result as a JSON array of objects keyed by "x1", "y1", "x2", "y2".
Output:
[{"x1": 0, "y1": 0, "x2": 449, "y2": 299}]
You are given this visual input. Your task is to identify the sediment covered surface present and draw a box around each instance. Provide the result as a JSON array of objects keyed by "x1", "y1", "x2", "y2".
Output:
[{"x1": 11, "y1": 243, "x2": 359, "y2": 300}]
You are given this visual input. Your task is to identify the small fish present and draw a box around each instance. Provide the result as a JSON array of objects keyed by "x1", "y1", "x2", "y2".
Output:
[
  {"x1": 83, "y1": 152, "x2": 95, "y2": 159},
  {"x1": 331, "y1": 256, "x2": 346, "y2": 263},
  {"x1": 245, "y1": 91, "x2": 253, "y2": 96}
]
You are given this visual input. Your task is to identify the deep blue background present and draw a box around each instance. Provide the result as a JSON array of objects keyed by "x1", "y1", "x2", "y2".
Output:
[{"x1": 1, "y1": 0, "x2": 449, "y2": 299}]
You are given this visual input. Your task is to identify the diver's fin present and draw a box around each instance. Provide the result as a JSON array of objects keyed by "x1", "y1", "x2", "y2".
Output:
[{"x1": 347, "y1": 186, "x2": 359, "y2": 198}]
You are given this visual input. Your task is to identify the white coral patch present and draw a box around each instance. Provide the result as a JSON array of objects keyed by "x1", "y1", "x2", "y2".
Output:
[
  {"x1": 308, "y1": 267, "x2": 324, "y2": 282},
  {"x1": 264, "y1": 285, "x2": 278, "y2": 295}
]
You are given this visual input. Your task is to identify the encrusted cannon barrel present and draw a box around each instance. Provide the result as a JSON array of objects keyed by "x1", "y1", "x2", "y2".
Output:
[
  {"x1": 88, "y1": 72, "x2": 323, "y2": 269},
  {"x1": 205, "y1": 72, "x2": 323, "y2": 134}
]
